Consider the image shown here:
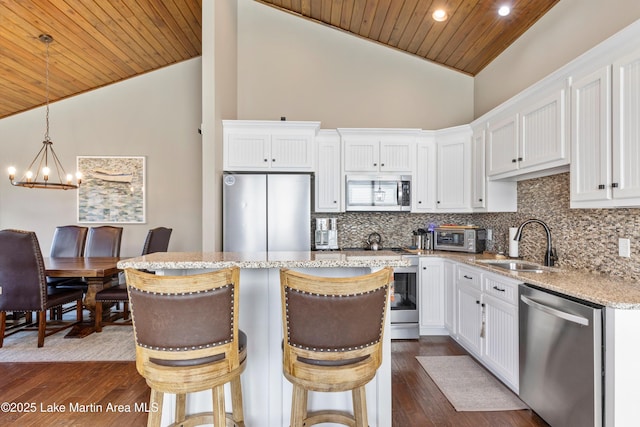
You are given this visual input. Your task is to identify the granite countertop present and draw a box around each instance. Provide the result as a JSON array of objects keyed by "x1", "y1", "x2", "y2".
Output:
[
  {"x1": 117, "y1": 250, "x2": 640, "y2": 309},
  {"x1": 413, "y1": 250, "x2": 640, "y2": 310},
  {"x1": 117, "y1": 250, "x2": 411, "y2": 271}
]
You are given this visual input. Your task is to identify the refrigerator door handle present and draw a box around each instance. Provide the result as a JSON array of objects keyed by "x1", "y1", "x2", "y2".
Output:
[{"x1": 520, "y1": 295, "x2": 589, "y2": 326}]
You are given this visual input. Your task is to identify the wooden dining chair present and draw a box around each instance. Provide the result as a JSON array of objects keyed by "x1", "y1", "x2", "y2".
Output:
[
  {"x1": 279, "y1": 267, "x2": 393, "y2": 427},
  {"x1": 0, "y1": 229, "x2": 83, "y2": 348},
  {"x1": 95, "y1": 227, "x2": 172, "y2": 332},
  {"x1": 125, "y1": 267, "x2": 246, "y2": 427}
]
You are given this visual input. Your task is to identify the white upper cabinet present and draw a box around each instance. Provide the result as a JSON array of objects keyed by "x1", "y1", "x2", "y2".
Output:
[
  {"x1": 435, "y1": 126, "x2": 472, "y2": 212},
  {"x1": 486, "y1": 83, "x2": 568, "y2": 180},
  {"x1": 487, "y1": 114, "x2": 519, "y2": 176},
  {"x1": 412, "y1": 133, "x2": 437, "y2": 212},
  {"x1": 571, "y1": 48, "x2": 640, "y2": 208},
  {"x1": 339, "y1": 129, "x2": 417, "y2": 173},
  {"x1": 223, "y1": 120, "x2": 320, "y2": 171},
  {"x1": 314, "y1": 130, "x2": 342, "y2": 213},
  {"x1": 471, "y1": 126, "x2": 486, "y2": 209}
]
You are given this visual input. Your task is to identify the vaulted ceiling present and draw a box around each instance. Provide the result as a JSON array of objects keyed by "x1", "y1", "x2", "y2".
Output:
[{"x1": 0, "y1": 0, "x2": 560, "y2": 121}]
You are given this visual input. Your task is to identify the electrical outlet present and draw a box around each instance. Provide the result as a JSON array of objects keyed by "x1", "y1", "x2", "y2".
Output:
[
  {"x1": 487, "y1": 229, "x2": 493, "y2": 241},
  {"x1": 619, "y1": 238, "x2": 631, "y2": 258},
  {"x1": 0, "y1": 286, "x2": 2, "y2": 295}
]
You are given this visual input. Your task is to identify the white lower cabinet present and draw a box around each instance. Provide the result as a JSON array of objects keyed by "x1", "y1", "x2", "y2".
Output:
[
  {"x1": 452, "y1": 264, "x2": 521, "y2": 393},
  {"x1": 418, "y1": 258, "x2": 447, "y2": 335}
]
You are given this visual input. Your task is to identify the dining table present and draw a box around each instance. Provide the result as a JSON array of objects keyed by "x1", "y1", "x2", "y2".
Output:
[{"x1": 44, "y1": 257, "x2": 122, "y2": 337}]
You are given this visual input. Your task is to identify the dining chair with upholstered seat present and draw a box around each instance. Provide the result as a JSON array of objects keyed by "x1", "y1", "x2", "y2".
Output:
[
  {"x1": 47, "y1": 226, "x2": 89, "y2": 299},
  {"x1": 85, "y1": 226, "x2": 123, "y2": 257},
  {"x1": 125, "y1": 266, "x2": 246, "y2": 427},
  {"x1": 0, "y1": 229, "x2": 84, "y2": 348},
  {"x1": 95, "y1": 227, "x2": 172, "y2": 332},
  {"x1": 279, "y1": 267, "x2": 393, "y2": 427}
]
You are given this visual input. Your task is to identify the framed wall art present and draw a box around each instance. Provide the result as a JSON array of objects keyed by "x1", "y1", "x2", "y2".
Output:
[{"x1": 77, "y1": 156, "x2": 146, "y2": 223}]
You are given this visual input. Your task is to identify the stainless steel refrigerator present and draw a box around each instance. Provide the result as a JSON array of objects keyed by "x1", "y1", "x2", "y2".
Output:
[{"x1": 222, "y1": 173, "x2": 311, "y2": 252}]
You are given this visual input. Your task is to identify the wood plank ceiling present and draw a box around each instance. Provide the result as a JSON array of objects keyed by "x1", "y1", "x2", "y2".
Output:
[
  {"x1": 256, "y1": 0, "x2": 560, "y2": 74},
  {"x1": 0, "y1": 0, "x2": 202, "y2": 120},
  {"x1": 0, "y1": 0, "x2": 560, "y2": 121}
]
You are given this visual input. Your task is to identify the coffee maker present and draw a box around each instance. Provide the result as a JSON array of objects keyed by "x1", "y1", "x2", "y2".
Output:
[{"x1": 315, "y1": 218, "x2": 338, "y2": 250}]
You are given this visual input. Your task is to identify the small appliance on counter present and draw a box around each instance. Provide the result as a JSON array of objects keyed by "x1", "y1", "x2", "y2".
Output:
[
  {"x1": 411, "y1": 228, "x2": 433, "y2": 250},
  {"x1": 433, "y1": 225, "x2": 486, "y2": 253},
  {"x1": 315, "y1": 217, "x2": 338, "y2": 250}
]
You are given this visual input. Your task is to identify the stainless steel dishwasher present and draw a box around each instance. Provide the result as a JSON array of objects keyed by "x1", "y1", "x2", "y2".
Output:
[{"x1": 519, "y1": 284, "x2": 604, "y2": 427}]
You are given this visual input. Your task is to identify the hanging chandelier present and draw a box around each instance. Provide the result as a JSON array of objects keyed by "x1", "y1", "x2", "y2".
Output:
[{"x1": 7, "y1": 34, "x2": 81, "y2": 190}]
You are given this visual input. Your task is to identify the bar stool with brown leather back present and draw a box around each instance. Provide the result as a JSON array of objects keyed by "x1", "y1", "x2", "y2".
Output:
[
  {"x1": 279, "y1": 267, "x2": 393, "y2": 427},
  {"x1": 125, "y1": 267, "x2": 246, "y2": 427},
  {"x1": 94, "y1": 227, "x2": 172, "y2": 332}
]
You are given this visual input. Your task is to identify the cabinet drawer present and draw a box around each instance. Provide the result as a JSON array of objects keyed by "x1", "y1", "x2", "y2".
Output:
[
  {"x1": 457, "y1": 265, "x2": 481, "y2": 290},
  {"x1": 483, "y1": 274, "x2": 519, "y2": 305}
]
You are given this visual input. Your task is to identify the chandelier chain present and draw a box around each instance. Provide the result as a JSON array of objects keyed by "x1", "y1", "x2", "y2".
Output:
[{"x1": 44, "y1": 36, "x2": 51, "y2": 142}]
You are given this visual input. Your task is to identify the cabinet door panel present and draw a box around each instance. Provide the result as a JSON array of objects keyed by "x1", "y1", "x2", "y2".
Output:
[
  {"x1": 520, "y1": 89, "x2": 566, "y2": 169},
  {"x1": 613, "y1": 50, "x2": 640, "y2": 200},
  {"x1": 226, "y1": 134, "x2": 270, "y2": 169},
  {"x1": 570, "y1": 66, "x2": 612, "y2": 203},
  {"x1": 270, "y1": 135, "x2": 313, "y2": 169},
  {"x1": 343, "y1": 140, "x2": 378, "y2": 172},
  {"x1": 437, "y1": 138, "x2": 471, "y2": 210},
  {"x1": 380, "y1": 141, "x2": 413, "y2": 172},
  {"x1": 472, "y1": 128, "x2": 486, "y2": 209},
  {"x1": 456, "y1": 283, "x2": 482, "y2": 357},
  {"x1": 413, "y1": 141, "x2": 436, "y2": 211},
  {"x1": 419, "y1": 259, "x2": 444, "y2": 330},
  {"x1": 482, "y1": 294, "x2": 519, "y2": 390},
  {"x1": 487, "y1": 115, "x2": 518, "y2": 176},
  {"x1": 315, "y1": 136, "x2": 341, "y2": 212}
]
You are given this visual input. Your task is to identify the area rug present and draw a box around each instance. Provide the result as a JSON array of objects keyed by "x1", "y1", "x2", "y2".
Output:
[
  {"x1": 0, "y1": 327, "x2": 135, "y2": 362},
  {"x1": 416, "y1": 355, "x2": 527, "y2": 412}
]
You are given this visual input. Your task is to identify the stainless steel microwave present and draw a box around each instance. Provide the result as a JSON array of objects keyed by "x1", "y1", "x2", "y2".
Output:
[
  {"x1": 345, "y1": 175, "x2": 411, "y2": 212},
  {"x1": 433, "y1": 227, "x2": 486, "y2": 253}
]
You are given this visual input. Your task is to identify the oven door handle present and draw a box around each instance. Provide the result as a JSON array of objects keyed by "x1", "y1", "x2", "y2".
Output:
[{"x1": 520, "y1": 295, "x2": 589, "y2": 326}]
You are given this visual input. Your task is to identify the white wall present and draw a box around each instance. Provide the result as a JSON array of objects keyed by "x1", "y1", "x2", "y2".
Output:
[
  {"x1": 0, "y1": 58, "x2": 203, "y2": 257},
  {"x1": 475, "y1": 0, "x2": 640, "y2": 116},
  {"x1": 236, "y1": 0, "x2": 473, "y2": 130}
]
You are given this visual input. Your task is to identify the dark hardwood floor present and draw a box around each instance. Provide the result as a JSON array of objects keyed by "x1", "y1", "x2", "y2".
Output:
[
  {"x1": 0, "y1": 336, "x2": 548, "y2": 426},
  {"x1": 392, "y1": 336, "x2": 549, "y2": 427}
]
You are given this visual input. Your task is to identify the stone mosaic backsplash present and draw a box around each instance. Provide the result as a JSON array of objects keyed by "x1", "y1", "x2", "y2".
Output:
[{"x1": 312, "y1": 172, "x2": 640, "y2": 281}]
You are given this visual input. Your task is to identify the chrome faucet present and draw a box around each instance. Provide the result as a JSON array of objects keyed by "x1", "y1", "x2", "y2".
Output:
[{"x1": 513, "y1": 219, "x2": 558, "y2": 267}]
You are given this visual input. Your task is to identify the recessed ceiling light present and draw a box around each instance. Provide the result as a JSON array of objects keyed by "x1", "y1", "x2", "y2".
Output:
[
  {"x1": 498, "y1": 5, "x2": 511, "y2": 16},
  {"x1": 432, "y1": 9, "x2": 448, "y2": 22}
]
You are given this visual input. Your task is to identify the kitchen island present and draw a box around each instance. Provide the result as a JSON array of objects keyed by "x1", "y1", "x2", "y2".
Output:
[{"x1": 118, "y1": 250, "x2": 410, "y2": 427}]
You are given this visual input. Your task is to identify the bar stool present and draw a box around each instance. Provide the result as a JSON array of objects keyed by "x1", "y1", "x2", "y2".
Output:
[
  {"x1": 125, "y1": 266, "x2": 246, "y2": 427},
  {"x1": 279, "y1": 267, "x2": 393, "y2": 427}
]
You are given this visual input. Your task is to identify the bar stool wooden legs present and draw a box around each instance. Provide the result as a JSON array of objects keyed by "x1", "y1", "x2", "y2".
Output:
[
  {"x1": 125, "y1": 267, "x2": 246, "y2": 427},
  {"x1": 280, "y1": 267, "x2": 393, "y2": 427}
]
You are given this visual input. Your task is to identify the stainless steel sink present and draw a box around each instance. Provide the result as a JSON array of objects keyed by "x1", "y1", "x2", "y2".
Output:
[{"x1": 479, "y1": 260, "x2": 546, "y2": 273}]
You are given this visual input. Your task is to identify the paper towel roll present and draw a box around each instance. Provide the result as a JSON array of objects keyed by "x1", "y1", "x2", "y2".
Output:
[{"x1": 509, "y1": 227, "x2": 519, "y2": 258}]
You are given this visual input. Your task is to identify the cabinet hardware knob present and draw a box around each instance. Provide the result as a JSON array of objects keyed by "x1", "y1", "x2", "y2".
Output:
[
  {"x1": 476, "y1": 300, "x2": 480, "y2": 304},
  {"x1": 333, "y1": 200, "x2": 337, "y2": 204},
  {"x1": 492, "y1": 286, "x2": 506, "y2": 292},
  {"x1": 479, "y1": 198, "x2": 483, "y2": 202},
  {"x1": 272, "y1": 158, "x2": 276, "y2": 162},
  {"x1": 518, "y1": 157, "x2": 523, "y2": 161},
  {"x1": 437, "y1": 201, "x2": 441, "y2": 204},
  {"x1": 418, "y1": 201, "x2": 422, "y2": 204},
  {"x1": 381, "y1": 163, "x2": 385, "y2": 167},
  {"x1": 612, "y1": 183, "x2": 619, "y2": 188},
  {"x1": 423, "y1": 267, "x2": 427, "y2": 270},
  {"x1": 463, "y1": 275, "x2": 472, "y2": 280},
  {"x1": 481, "y1": 303, "x2": 486, "y2": 308},
  {"x1": 598, "y1": 184, "x2": 606, "y2": 190},
  {"x1": 512, "y1": 159, "x2": 517, "y2": 163},
  {"x1": 373, "y1": 163, "x2": 377, "y2": 166},
  {"x1": 264, "y1": 159, "x2": 268, "y2": 162}
]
